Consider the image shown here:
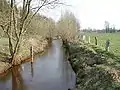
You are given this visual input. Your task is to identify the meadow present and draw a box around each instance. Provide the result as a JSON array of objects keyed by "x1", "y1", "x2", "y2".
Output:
[
  {"x1": 0, "y1": 38, "x2": 9, "y2": 55},
  {"x1": 85, "y1": 32, "x2": 120, "y2": 57}
]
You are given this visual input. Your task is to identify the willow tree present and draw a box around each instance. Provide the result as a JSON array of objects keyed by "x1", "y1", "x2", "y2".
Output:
[
  {"x1": 57, "y1": 11, "x2": 80, "y2": 41},
  {"x1": 26, "y1": 14, "x2": 55, "y2": 37},
  {"x1": 0, "y1": 0, "x2": 62, "y2": 64}
]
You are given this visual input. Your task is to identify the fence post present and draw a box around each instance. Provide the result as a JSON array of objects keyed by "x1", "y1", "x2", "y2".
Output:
[
  {"x1": 88, "y1": 36, "x2": 91, "y2": 43},
  {"x1": 83, "y1": 35, "x2": 86, "y2": 41},
  {"x1": 105, "y1": 39, "x2": 110, "y2": 51},
  {"x1": 95, "y1": 37, "x2": 97, "y2": 45}
]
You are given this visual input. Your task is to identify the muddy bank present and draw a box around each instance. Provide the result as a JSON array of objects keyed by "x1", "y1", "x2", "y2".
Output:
[{"x1": 0, "y1": 62, "x2": 11, "y2": 75}]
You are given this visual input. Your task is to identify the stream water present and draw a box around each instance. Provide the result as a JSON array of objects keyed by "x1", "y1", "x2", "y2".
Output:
[{"x1": 0, "y1": 40, "x2": 76, "y2": 90}]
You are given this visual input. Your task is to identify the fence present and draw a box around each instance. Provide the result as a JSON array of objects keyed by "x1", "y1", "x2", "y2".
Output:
[{"x1": 79, "y1": 35, "x2": 110, "y2": 52}]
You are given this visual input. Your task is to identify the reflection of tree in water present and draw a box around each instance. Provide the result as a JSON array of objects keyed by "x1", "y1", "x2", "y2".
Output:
[
  {"x1": 31, "y1": 62, "x2": 34, "y2": 78},
  {"x1": 12, "y1": 66, "x2": 27, "y2": 90}
]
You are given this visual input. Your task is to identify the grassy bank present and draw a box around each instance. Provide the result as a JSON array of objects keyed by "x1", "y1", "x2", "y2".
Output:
[
  {"x1": 0, "y1": 38, "x2": 9, "y2": 56},
  {"x1": 68, "y1": 40, "x2": 120, "y2": 90},
  {"x1": 84, "y1": 32, "x2": 120, "y2": 57},
  {"x1": 0, "y1": 36, "x2": 49, "y2": 74}
]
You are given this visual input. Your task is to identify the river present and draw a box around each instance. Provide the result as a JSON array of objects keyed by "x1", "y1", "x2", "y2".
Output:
[{"x1": 0, "y1": 40, "x2": 76, "y2": 90}]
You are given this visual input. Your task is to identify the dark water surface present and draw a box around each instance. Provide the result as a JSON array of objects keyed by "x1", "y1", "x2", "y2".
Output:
[{"x1": 0, "y1": 40, "x2": 76, "y2": 90}]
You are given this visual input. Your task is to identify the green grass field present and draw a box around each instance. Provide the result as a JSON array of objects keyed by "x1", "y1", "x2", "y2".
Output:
[
  {"x1": 0, "y1": 38, "x2": 9, "y2": 55},
  {"x1": 85, "y1": 32, "x2": 120, "y2": 57}
]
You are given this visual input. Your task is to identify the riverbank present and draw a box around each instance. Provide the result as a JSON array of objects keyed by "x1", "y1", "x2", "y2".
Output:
[
  {"x1": 68, "y1": 41, "x2": 120, "y2": 90},
  {"x1": 0, "y1": 36, "x2": 50, "y2": 75}
]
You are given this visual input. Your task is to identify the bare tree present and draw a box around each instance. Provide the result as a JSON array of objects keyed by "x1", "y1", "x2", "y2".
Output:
[
  {"x1": 57, "y1": 11, "x2": 80, "y2": 41},
  {"x1": 0, "y1": 0, "x2": 62, "y2": 64}
]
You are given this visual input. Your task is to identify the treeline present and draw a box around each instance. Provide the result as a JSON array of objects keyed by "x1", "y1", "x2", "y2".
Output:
[
  {"x1": 82, "y1": 29, "x2": 120, "y2": 33},
  {"x1": 0, "y1": 0, "x2": 80, "y2": 63},
  {"x1": 81, "y1": 21, "x2": 120, "y2": 33},
  {"x1": 0, "y1": 0, "x2": 80, "y2": 39},
  {"x1": 0, "y1": 0, "x2": 55, "y2": 38}
]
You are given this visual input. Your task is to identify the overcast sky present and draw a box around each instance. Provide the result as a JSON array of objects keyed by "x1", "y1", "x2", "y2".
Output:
[{"x1": 40, "y1": 0, "x2": 120, "y2": 29}]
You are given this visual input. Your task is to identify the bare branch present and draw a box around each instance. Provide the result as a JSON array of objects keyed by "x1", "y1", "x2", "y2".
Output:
[
  {"x1": 23, "y1": 0, "x2": 32, "y2": 21},
  {"x1": 31, "y1": 0, "x2": 47, "y2": 19},
  {"x1": 22, "y1": 0, "x2": 47, "y2": 33},
  {"x1": 12, "y1": 6, "x2": 19, "y2": 40},
  {"x1": 0, "y1": 25, "x2": 5, "y2": 31},
  {"x1": 23, "y1": 0, "x2": 62, "y2": 33},
  {"x1": 18, "y1": 0, "x2": 32, "y2": 38},
  {"x1": 1, "y1": 0, "x2": 63, "y2": 62}
]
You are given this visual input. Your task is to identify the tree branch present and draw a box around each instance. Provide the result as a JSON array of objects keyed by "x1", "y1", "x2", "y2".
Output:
[
  {"x1": 13, "y1": 7, "x2": 19, "y2": 40},
  {"x1": 23, "y1": 0, "x2": 32, "y2": 21},
  {"x1": 23, "y1": 0, "x2": 62, "y2": 33}
]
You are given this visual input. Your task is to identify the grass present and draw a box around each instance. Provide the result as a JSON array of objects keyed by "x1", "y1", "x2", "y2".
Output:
[
  {"x1": 84, "y1": 32, "x2": 120, "y2": 57},
  {"x1": 0, "y1": 36, "x2": 48, "y2": 64},
  {"x1": 0, "y1": 36, "x2": 49, "y2": 74},
  {"x1": 0, "y1": 62, "x2": 11, "y2": 74},
  {"x1": 0, "y1": 38, "x2": 9, "y2": 55}
]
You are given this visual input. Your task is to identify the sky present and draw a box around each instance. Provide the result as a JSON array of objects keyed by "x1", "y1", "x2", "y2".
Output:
[{"x1": 41, "y1": 0, "x2": 120, "y2": 29}]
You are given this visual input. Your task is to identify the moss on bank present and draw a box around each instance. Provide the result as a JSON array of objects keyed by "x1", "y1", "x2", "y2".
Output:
[{"x1": 68, "y1": 41, "x2": 120, "y2": 90}]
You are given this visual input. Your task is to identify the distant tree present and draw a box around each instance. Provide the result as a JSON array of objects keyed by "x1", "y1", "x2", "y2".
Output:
[
  {"x1": 104, "y1": 21, "x2": 110, "y2": 33},
  {"x1": 111, "y1": 24, "x2": 116, "y2": 33},
  {"x1": 25, "y1": 14, "x2": 55, "y2": 37}
]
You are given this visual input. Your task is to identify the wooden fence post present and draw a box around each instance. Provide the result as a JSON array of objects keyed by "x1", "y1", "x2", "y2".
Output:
[
  {"x1": 83, "y1": 35, "x2": 86, "y2": 41},
  {"x1": 88, "y1": 36, "x2": 91, "y2": 43},
  {"x1": 95, "y1": 37, "x2": 97, "y2": 45},
  {"x1": 105, "y1": 39, "x2": 110, "y2": 51}
]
